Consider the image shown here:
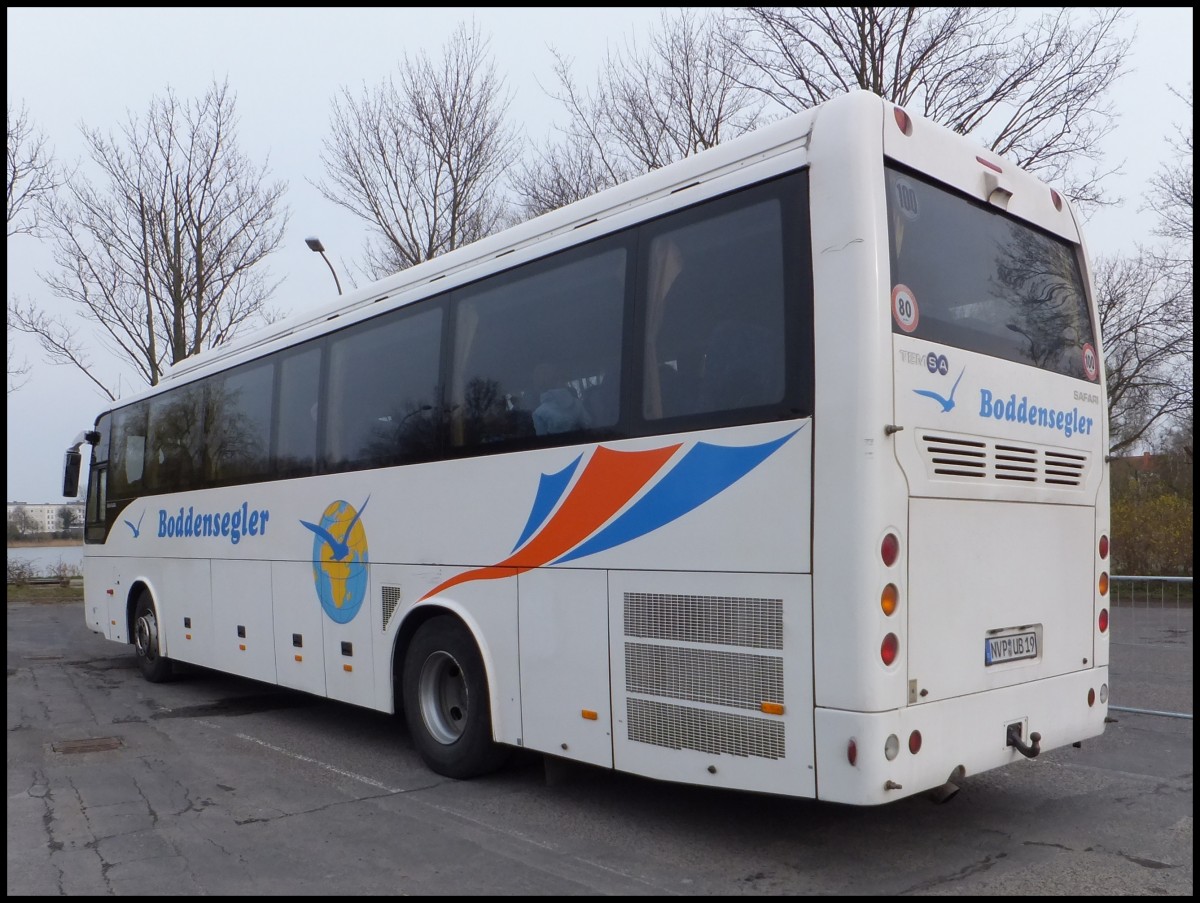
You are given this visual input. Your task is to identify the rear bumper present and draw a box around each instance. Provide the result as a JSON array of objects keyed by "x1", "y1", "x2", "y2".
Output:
[{"x1": 814, "y1": 666, "x2": 1108, "y2": 805}]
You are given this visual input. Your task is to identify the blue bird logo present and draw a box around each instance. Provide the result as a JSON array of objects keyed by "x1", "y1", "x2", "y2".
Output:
[
  {"x1": 913, "y1": 367, "x2": 964, "y2": 413},
  {"x1": 300, "y1": 495, "x2": 370, "y2": 561},
  {"x1": 124, "y1": 510, "x2": 145, "y2": 538}
]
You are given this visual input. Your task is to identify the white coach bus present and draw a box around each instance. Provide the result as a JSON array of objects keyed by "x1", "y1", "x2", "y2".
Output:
[{"x1": 63, "y1": 90, "x2": 1111, "y2": 805}]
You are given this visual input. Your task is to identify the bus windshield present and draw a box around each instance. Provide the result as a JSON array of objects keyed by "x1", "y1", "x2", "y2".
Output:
[{"x1": 886, "y1": 165, "x2": 1097, "y2": 381}]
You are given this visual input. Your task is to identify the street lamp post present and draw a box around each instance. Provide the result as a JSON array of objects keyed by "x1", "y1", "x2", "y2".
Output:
[{"x1": 305, "y1": 236, "x2": 343, "y2": 295}]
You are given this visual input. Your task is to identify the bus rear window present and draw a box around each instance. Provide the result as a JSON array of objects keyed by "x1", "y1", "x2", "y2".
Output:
[{"x1": 886, "y1": 166, "x2": 1097, "y2": 381}]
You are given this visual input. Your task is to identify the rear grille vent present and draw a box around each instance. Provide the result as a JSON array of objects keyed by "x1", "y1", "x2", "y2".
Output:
[
  {"x1": 625, "y1": 642, "x2": 783, "y2": 711},
  {"x1": 921, "y1": 433, "x2": 1089, "y2": 487},
  {"x1": 622, "y1": 591, "x2": 786, "y2": 761},
  {"x1": 627, "y1": 697, "x2": 785, "y2": 760},
  {"x1": 624, "y1": 592, "x2": 782, "y2": 649}
]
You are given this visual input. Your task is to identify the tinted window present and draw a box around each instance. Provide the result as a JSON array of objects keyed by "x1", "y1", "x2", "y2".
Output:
[
  {"x1": 275, "y1": 344, "x2": 321, "y2": 478},
  {"x1": 450, "y1": 244, "x2": 626, "y2": 450},
  {"x1": 324, "y1": 304, "x2": 443, "y2": 470},
  {"x1": 146, "y1": 383, "x2": 205, "y2": 493},
  {"x1": 108, "y1": 402, "x2": 147, "y2": 500},
  {"x1": 205, "y1": 361, "x2": 274, "y2": 483},
  {"x1": 91, "y1": 413, "x2": 111, "y2": 464},
  {"x1": 886, "y1": 166, "x2": 1097, "y2": 380},
  {"x1": 642, "y1": 193, "x2": 787, "y2": 420}
]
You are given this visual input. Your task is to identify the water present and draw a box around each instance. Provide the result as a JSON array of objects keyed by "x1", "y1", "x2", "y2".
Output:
[{"x1": 7, "y1": 544, "x2": 84, "y2": 577}]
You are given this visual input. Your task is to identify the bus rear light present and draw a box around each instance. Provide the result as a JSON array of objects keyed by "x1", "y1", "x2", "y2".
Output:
[
  {"x1": 1098, "y1": 608, "x2": 1109, "y2": 633},
  {"x1": 1051, "y1": 188, "x2": 1063, "y2": 211},
  {"x1": 847, "y1": 739, "x2": 858, "y2": 766},
  {"x1": 881, "y1": 533, "x2": 900, "y2": 567},
  {"x1": 881, "y1": 583, "x2": 899, "y2": 616},
  {"x1": 1100, "y1": 684, "x2": 1109, "y2": 704},
  {"x1": 893, "y1": 106, "x2": 912, "y2": 136},
  {"x1": 1099, "y1": 534, "x2": 1109, "y2": 559},
  {"x1": 760, "y1": 702, "x2": 785, "y2": 716},
  {"x1": 976, "y1": 155, "x2": 1003, "y2": 174},
  {"x1": 881, "y1": 632, "x2": 899, "y2": 666},
  {"x1": 908, "y1": 730, "x2": 922, "y2": 755},
  {"x1": 1098, "y1": 572, "x2": 1109, "y2": 596},
  {"x1": 1088, "y1": 688, "x2": 1096, "y2": 707}
]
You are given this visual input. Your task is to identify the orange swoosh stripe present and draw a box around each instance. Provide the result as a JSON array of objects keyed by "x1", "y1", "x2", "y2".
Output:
[{"x1": 419, "y1": 444, "x2": 680, "y2": 600}]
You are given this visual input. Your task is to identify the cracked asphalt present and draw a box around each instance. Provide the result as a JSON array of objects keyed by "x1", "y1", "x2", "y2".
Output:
[{"x1": 7, "y1": 598, "x2": 1192, "y2": 895}]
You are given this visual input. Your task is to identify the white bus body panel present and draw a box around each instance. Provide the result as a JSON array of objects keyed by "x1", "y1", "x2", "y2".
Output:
[
  {"x1": 320, "y1": 572, "x2": 376, "y2": 709},
  {"x1": 907, "y1": 499, "x2": 1094, "y2": 702},
  {"x1": 609, "y1": 570, "x2": 815, "y2": 798},
  {"x1": 271, "y1": 561, "x2": 329, "y2": 697},
  {"x1": 815, "y1": 664, "x2": 1107, "y2": 805},
  {"x1": 155, "y1": 558, "x2": 213, "y2": 665},
  {"x1": 211, "y1": 559, "x2": 277, "y2": 684},
  {"x1": 518, "y1": 568, "x2": 613, "y2": 767}
]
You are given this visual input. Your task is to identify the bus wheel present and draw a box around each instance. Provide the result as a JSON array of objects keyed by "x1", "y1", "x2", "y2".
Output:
[
  {"x1": 132, "y1": 592, "x2": 173, "y2": 683},
  {"x1": 402, "y1": 616, "x2": 509, "y2": 779}
]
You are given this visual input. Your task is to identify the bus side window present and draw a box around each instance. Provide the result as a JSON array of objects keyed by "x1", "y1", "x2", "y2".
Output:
[
  {"x1": 109, "y1": 401, "x2": 148, "y2": 501},
  {"x1": 642, "y1": 194, "x2": 786, "y2": 421},
  {"x1": 450, "y1": 243, "x2": 626, "y2": 451}
]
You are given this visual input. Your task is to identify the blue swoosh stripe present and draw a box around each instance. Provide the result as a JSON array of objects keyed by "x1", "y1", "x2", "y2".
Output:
[
  {"x1": 553, "y1": 430, "x2": 799, "y2": 564},
  {"x1": 512, "y1": 454, "x2": 583, "y2": 552}
]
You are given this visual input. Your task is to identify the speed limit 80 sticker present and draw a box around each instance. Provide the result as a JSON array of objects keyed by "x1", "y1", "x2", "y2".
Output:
[{"x1": 892, "y1": 284, "x2": 919, "y2": 333}]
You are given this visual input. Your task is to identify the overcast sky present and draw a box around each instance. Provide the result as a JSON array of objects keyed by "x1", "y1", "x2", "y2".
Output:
[{"x1": 6, "y1": 7, "x2": 1194, "y2": 503}]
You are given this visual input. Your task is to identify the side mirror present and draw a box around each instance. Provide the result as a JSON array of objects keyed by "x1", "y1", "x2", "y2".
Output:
[{"x1": 63, "y1": 449, "x2": 82, "y2": 498}]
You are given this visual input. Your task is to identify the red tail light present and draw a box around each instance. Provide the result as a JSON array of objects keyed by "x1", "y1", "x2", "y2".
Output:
[
  {"x1": 881, "y1": 533, "x2": 900, "y2": 567},
  {"x1": 881, "y1": 633, "x2": 899, "y2": 666},
  {"x1": 908, "y1": 730, "x2": 922, "y2": 754},
  {"x1": 1099, "y1": 535, "x2": 1109, "y2": 559},
  {"x1": 1099, "y1": 608, "x2": 1109, "y2": 633},
  {"x1": 893, "y1": 107, "x2": 912, "y2": 136}
]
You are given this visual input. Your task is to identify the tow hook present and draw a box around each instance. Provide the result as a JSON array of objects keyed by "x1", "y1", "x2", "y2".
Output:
[{"x1": 1007, "y1": 722, "x2": 1042, "y2": 759}]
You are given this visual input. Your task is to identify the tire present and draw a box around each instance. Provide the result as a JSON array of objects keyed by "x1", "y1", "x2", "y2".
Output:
[
  {"x1": 402, "y1": 616, "x2": 509, "y2": 779},
  {"x1": 132, "y1": 591, "x2": 173, "y2": 683}
]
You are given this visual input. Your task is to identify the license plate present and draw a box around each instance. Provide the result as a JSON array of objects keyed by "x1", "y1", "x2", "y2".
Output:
[{"x1": 984, "y1": 630, "x2": 1038, "y2": 665}]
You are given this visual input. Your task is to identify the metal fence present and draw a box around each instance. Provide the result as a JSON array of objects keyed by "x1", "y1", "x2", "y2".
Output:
[{"x1": 1108, "y1": 575, "x2": 1193, "y2": 720}]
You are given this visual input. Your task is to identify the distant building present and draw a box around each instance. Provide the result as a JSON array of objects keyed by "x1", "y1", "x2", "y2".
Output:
[{"x1": 7, "y1": 501, "x2": 85, "y2": 534}]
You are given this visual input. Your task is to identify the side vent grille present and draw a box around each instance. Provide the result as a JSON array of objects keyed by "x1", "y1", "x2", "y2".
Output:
[
  {"x1": 921, "y1": 433, "x2": 1089, "y2": 487},
  {"x1": 381, "y1": 585, "x2": 402, "y2": 632},
  {"x1": 623, "y1": 592, "x2": 785, "y2": 760},
  {"x1": 624, "y1": 592, "x2": 782, "y2": 649},
  {"x1": 627, "y1": 698, "x2": 785, "y2": 760}
]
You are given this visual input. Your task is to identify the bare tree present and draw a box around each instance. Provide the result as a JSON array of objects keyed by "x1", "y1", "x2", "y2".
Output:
[
  {"x1": 1097, "y1": 83, "x2": 1194, "y2": 455},
  {"x1": 6, "y1": 101, "x2": 61, "y2": 238},
  {"x1": 10, "y1": 80, "x2": 288, "y2": 398},
  {"x1": 7, "y1": 102, "x2": 61, "y2": 393},
  {"x1": 1143, "y1": 83, "x2": 1193, "y2": 294},
  {"x1": 1095, "y1": 253, "x2": 1193, "y2": 455},
  {"x1": 1147, "y1": 84, "x2": 1193, "y2": 244},
  {"x1": 734, "y1": 8, "x2": 1131, "y2": 210},
  {"x1": 7, "y1": 505, "x2": 38, "y2": 538},
  {"x1": 515, "y1": 9, "x2": 765, "y2": 217},
  {"x1": 316, "y1": 22, "x2": 518, "y2": 280},
  {"x1": 7, "y1": 326, "x2": 30, "y2": 395}
]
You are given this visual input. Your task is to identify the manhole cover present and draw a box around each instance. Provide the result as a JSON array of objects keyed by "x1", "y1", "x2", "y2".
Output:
[{"x1": 52, "y1": 737, "x2": 124, "y2": 754}]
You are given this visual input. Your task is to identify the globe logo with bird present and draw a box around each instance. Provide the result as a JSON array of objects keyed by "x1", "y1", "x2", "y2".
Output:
[{"x1": 301, "y1": 497, "x2": 369, "y2": 624}]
